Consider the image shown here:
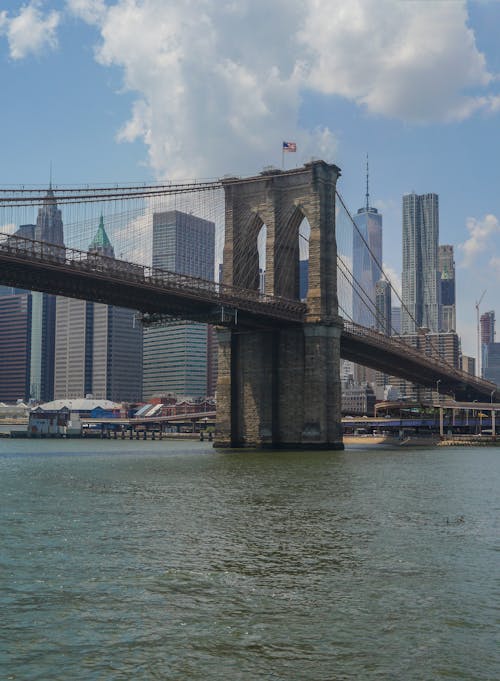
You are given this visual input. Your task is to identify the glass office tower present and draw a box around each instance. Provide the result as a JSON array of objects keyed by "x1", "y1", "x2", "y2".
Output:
[
  {"x1": 30, "y1": 189, "x2": 65, "y2": 401},
  {"x1": 401, "y1": 193, "x2": 441, "y2": 334},
  {"x1": 438, "y1": 244, "x2": 456, "y2": 332},
  {"x1": 352, "y1": 160, "x2": 383, "y2": 329},
  {"x1": 143, "y1": 211, "x2": 216, "y2": 400}
]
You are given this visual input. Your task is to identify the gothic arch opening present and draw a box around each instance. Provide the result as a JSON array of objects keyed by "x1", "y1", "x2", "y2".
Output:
[
  {"x1": 298, "y1": 217, "x2": 311, "y2": 302},
  {"x1": 274, "y1": 206, "x2": 312, "y2": 301},
  {"x1": 233, "y1": 213, "x2": 264, "y2": 291},
  {"x1": 257, "y1": 224, "x2": 267, "y2": 294}
]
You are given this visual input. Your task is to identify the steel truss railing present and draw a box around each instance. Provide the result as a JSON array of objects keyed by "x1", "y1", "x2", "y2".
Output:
[{"x1": 0, "y1": 233, "x2": 306, "y2": 323}]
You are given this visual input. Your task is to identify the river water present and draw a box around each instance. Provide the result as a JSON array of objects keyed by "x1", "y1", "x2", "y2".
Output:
[{"x1": 0, "y1": 439, "x2": 498, "y2": 680}]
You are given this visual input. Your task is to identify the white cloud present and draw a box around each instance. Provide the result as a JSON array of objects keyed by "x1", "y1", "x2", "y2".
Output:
[
  {"x1": 2, "y1": 2, "x2": 60, "y2": 60},
  {"x1": 458, "y1": 214, "x2": 500, "y2": 268},
  {"x1": 0, "y1": 223, "x2": 17, "y2": 235},
  {"x1": 299, "y1": 0, "x2": 494, "y2": 123},
  {"x1": 87, "y1": 0, "x2": 322, "y2": 180},
  {"x1": 489, "y1": 255, "x2": 500, "y2": 280},
  {"x1": 62, "y1": 0, "x2": 499, "y2": 180},
  {"x1": 373, "y1": 198, "x2": 397, "y2": 215},
  {"x1": 66, "y1": 0, "x2": 106, "y2": 25}
]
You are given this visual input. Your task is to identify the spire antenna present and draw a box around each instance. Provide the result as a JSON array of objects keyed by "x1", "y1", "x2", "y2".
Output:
[
  {"x1": 365, "y1": 153, "x2": 370, "y2": 211},
  {"x1": 49, "y1": 161, "x2": 53, "y2": 189}
]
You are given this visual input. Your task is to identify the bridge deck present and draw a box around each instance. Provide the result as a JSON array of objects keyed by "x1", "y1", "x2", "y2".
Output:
[
  {"x1": 0, "y1": 233, "x2": 305, "y2": 326},
  {"x1": 0, "y1": 233, "x2": 496, "y2": 402},
  {"x1": 341, "y1": 322, "x2": 496, "y2": 400}
]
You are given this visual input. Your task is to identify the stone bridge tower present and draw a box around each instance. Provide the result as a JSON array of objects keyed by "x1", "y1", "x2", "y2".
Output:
[{"x1": 216, "y1": 160, "x2": 343, "y2": 449}]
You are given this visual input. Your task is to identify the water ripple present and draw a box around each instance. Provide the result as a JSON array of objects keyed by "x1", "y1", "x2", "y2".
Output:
[{"x1": 0, "y1": 441, "x2": 498, "y2": 680}]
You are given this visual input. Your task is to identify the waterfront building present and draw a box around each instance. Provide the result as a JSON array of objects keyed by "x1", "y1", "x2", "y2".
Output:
[
  {"x1": 438, "y1": 245, "x2": 456, "y2": 332},
  {"x1": 29, "y1": 398, "x2": 121, "y2": 437},
  {"x1": 401, "y1": 193, "x2": 440, "y2": 334},
  {"x1": 54, "y1": 218, "x2": 143, "y2": 402},
  {"x1": 352, "y1": 160, "x2": 382, "y2": 328},
  {"x1": 0, "y1": 293, "x2": 32, "y2": 402},
  {"x1": 375, "y1": 279, "x2": 392, "y2": 335},
  {"x1": 143, "y1": 210, "x2": 216, "y2": 400},
  {"x1": 341, "y1": 383, "x2": 376, "y2": 416}
]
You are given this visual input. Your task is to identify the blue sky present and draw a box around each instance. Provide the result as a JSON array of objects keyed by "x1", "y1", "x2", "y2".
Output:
[{"x1": 1, "y1": 0, "x2": 499, "y2": 357}]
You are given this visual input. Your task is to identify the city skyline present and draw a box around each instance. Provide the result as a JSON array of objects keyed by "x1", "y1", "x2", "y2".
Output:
[{"x1": 0, "y1": 1, "x2": 499, "y2": 357}]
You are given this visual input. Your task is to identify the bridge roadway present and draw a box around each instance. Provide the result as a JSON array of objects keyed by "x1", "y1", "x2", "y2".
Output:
[
  {"x1": 0, "y1": 233, "x2": 304, "y2": 326},
  {"x1": 0, "y1": 232, "x2": 496, "y2": 402}
]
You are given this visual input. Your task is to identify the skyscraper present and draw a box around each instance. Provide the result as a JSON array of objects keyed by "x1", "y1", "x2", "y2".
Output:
[
  {"x1": 391, "y1": 306, "x2": 401, "y2": 335},
  {"x1": 34, "y1": 188, "x2": 64, "y2": 245},
  {"x1": 375, "y1": 279, "x2": 392, "y2": 335},
  {"x1": 480, "y1": 310, "x2": 495, "y2": 379},
  {"x1": 352, "y1": 159, "x2": 382, "y2": 328},
  {"x1": 299, "y1": 260, "x2": 309, "y2": 301},
  {"x1": 30, "y1": 190, "x2": 65, "y2": 401},
  {"x1": 401, "y1": 192, "x2": 440, "y2": 334},
  {"x1": 54, "y1": 218, "x2": 143, "y2": 402},
  {"x1": 438, "y1": 244, "x2": 456, "y2": 332},
  {"x1": 143, "y1": 210, "x2": 215, "y2": 400},
  {"x1": 480, "y1": 310, "x2": 495, "y2": 346},
  {"x1": 0, "y1": 293, "x2": 32, "y2": 402},
  {"x1": 483, "y1": 343, "x2": 500, "y2": 386}
]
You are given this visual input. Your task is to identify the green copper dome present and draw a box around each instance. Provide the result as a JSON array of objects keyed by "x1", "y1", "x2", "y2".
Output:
[{"x1": 89, "y1": 216, "x2": 115, "y2": 257}]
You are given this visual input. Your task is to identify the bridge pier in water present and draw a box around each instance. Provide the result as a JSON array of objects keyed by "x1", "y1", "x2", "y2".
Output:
[
  {"x1": 215, "y1": 161, "x2": 344, "y2": 449},
  {"x1": 216, "y1": 324, "x2": 343, "y2": 449}
]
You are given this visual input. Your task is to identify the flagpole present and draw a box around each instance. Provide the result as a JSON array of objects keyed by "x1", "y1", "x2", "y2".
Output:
[{"x1": 282, "y1": 144, "x2": 284, "y2": 170}]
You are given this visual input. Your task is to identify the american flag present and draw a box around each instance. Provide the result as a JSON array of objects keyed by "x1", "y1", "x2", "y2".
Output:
[{"x1": 283, "y1": 141, "x2": 297, "y2": 152}]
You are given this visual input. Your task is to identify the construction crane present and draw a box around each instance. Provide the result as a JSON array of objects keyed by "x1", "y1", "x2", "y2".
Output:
[{"x1": 476, "y1": 289, "x2": 487, "y2": 377}]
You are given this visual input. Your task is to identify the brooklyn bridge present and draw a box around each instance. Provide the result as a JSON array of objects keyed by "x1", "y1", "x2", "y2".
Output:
[{"x1": 0, "y1": 161, "x2": 496, "y2": 448}]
